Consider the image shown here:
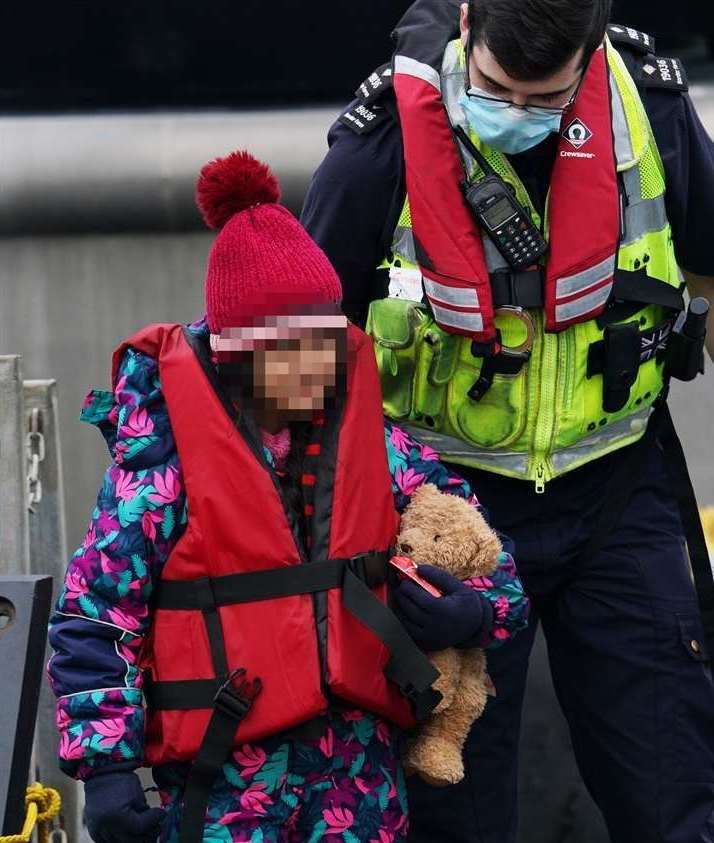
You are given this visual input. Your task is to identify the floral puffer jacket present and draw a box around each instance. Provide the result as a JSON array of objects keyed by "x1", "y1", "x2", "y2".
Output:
[{"x1": 47, "y1": 317, "x2": 529, "y2": 784}]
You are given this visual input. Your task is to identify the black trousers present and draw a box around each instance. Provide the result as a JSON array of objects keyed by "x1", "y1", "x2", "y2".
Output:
[{"x1": 408, "y1": 442, "x2": 714, "y2": 843}]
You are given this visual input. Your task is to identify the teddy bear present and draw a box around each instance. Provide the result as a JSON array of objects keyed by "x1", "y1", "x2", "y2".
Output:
[{"x1": 395, "y1": 482, "x2": 502, "y2": 787}]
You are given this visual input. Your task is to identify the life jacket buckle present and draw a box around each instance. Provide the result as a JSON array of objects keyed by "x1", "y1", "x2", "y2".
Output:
[
  {"x1": 346, "y1": 551, "x2": 388, "y2": 588},
  {"x1": 213, "y1": 667, "x2": 262, "y2": 720}
]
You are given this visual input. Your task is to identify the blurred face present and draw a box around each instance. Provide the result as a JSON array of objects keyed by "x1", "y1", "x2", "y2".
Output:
[
  {"x1": 253, "y1": 331, "x2": 339, "y2": 413},
  {"x1": 211, "y1": 311, "x2": 347, "y2": 419}
]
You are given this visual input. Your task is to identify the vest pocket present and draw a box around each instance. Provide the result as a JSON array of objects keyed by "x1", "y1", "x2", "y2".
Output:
[
  {"x1": 367, "y1": 298, "x2": 429, "y2": 420},
  {"x1": 445, "y1": 310, "x2": 531, "y2": 450},
  {"x1": 447, "y1": 360, "x2": 530, "y2": 450},
  {"x1": 412, "y1": 324, "x2": 459, "y2": 428}
]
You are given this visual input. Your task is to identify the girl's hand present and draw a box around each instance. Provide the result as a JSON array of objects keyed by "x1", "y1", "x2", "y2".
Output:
[
  {"x1": 394, "y1": 565, "x2": 488, "y2": 651},
  {"x1": 84, "y1": 770, "x2": 164, "y2": 843}
]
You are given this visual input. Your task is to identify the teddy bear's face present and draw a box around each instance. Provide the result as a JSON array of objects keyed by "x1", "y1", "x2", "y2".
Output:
[{"x1": 397, "y1": 484, "x2": 501, "y2": 580}]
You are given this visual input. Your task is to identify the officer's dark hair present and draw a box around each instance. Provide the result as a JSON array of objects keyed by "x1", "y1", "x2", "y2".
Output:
[{"x1": 468, "y1": 0, "x2": 612, "y2": 81}]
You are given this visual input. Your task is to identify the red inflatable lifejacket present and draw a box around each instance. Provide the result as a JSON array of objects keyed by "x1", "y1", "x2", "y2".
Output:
[
  {"x1": 392, "y1": 40, "x2": 621, "y2": 343},
  {"x1": 109, "y1": 322, "x2": 439, "y2": 776}
]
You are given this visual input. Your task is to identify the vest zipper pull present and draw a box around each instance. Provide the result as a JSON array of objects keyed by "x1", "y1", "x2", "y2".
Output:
[{"x1": 535, "y1": 463, "x2": 546, "y2": 495}]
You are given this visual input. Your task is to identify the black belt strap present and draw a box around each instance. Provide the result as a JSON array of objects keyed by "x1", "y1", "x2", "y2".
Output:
[
  {"x1": 178, "y1": 669, "x2": 261, "y2": 843},
  {"x1": 580, "y1": 401, "x2": 714, "y2": 656},
  {"x1": 490, "y1": 268, "x2": 544, "y2": 309}
]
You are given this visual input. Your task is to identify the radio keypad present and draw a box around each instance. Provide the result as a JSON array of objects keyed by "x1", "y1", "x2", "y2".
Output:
[{"x1": 492, "y1": 212, "x2": 545, "y2": 267}]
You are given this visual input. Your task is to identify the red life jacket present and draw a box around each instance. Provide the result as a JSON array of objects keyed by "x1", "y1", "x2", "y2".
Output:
[
  {"x1": 392, "y1": 42, "x2": 620, "y2": 344},
  {"x1": 110, "y1": 322, "x2": 439, "y2": 771}
]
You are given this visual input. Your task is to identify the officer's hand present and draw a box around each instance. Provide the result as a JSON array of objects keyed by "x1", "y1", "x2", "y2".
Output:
[
  {"x1": 394, "y1": 564, "x2": 487, "y2": 651},
  {"x1": 84, "y1": 770, "x2": 164, "y2": 843}
]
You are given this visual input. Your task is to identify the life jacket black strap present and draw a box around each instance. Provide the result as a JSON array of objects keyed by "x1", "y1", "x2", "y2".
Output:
[
  {"x1": 150, "y1": 552, "x2": 442, "y2": 721},
  {"x1": 490, "y1": 268, "x2": 544, "y2": 309},
  {"x1": 189, "y1": 578, "x2": 230, "y2": 679},
  {"x1": 153, "y1": 556, "x2": 376, "y2": 610},
  {"x1": 178, "y1": 668, "x2": 261, "y2": 843},
  {"x1": 341, "y1": 560, "x2": 442, "y2": 720},
  {"x1": 144, "y1": 678, "x2": 222, "y2": 710}
]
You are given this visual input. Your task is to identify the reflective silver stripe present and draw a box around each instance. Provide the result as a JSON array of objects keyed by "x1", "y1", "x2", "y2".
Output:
[
  {"x1": 394, "y1": 55, "x2": 441, "y2": 92},
  {"x1": 404, "y1": 409, "x2": 652, "y2": 481},
  {"x1": 423, "y1": 277, "x2": 480, "y2": 308},
  {"x1": 621, "y1": 165, "x2": 642, "y2": 203},
  {"x1": 440, "y1": 41, "x2": 467, "y2": 126},
  {"x1": 556, "y1": 254, "x2": 617, "y2": 298},
  {"x1": 392, "y1": 225, "x2": 417, "y2": 263},
  {"x1": 617, "y1": 132, "x2": 669, "y2": 245},
  {"x1": 400, "y1": 425, "x2": 530, "y2": 476},
  {"x1": 622, "y1": 196, "x2": 668, "y2": 246},
  {"x1": 550, "y1": 407, "x2": 652, "y2": 474},
  {"x1": 429, "y1": 303, "x2": 484, "y2": 332},
  {"x1": 609, "y1": 70, "x2": 635, "y2": 168},
  {"x1": 555, "y1": 281, "x2": 613, "y2": 322}
]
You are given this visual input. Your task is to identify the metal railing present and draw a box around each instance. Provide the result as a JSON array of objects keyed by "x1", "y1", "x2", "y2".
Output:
[{"x1": 0, "y1": 356, "x2": 84, "y2": 841}]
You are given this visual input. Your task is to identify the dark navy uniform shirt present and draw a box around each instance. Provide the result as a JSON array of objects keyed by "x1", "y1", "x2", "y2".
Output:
[{"x1": 300, "y1": 43, "x2": 714, "y2": 502}]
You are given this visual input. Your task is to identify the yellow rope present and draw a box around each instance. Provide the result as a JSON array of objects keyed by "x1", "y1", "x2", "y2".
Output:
[{"x1": 0, "y1": 784, "x2": 61, "y2": 843}]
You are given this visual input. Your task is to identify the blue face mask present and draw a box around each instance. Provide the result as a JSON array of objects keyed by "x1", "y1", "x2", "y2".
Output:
[{"x1": 458, "y1": 88, "x2": 563, "y2": 155}]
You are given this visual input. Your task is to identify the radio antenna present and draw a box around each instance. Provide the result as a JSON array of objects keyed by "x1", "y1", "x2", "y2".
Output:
[{"x1": 454, "y1": 125, "x2": 497, "y2": 177}]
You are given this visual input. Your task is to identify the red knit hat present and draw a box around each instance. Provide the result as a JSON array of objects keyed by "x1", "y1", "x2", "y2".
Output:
[{"x1": 197, "y1": 151, "x2": 343, "y2": 334}]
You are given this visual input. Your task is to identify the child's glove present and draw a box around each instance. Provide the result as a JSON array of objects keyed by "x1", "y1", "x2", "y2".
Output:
[
  {"x1": 84, "y1": 770, "x2": 164, "y2": 843},
  {"x1": 394, "y1": 564, "x2": 489, "y2": 651}
]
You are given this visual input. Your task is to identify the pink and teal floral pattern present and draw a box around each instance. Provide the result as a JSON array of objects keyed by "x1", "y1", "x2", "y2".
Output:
[
  {"x1": 55, "y1": 689, "x2": 144, "y2": 780},
  {"x1": 155, "y1": 709, "x2": 408, "y2": 842},
  {"x1": 48, "y1": 316, "x2": 528, "y2": 837}
]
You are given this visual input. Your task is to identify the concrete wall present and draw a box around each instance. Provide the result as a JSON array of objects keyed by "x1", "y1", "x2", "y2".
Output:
[{"x1": 0, "y1": 232, "x2": 208, "y2": 551}]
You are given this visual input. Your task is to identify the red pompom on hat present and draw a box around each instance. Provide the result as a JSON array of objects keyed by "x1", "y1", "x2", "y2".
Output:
[{"x1": 197, "y1": 150, "x2": 343, "y2": 334}]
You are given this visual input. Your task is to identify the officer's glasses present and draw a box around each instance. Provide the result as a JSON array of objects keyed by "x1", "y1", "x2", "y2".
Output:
[
  {"x1": 464, "y1": 83, "x2": 582, "y2": 116},
  {"x1": 464, "y1": 41, "x2": 589, "y2": 116}
]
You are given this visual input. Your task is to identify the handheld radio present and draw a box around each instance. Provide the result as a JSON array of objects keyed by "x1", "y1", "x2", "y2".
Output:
[{"x1": 454, "y1": 125, "x2": 548, "y2": 270}]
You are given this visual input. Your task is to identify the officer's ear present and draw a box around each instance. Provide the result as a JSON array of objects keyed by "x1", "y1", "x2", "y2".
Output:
[{"x1": 460, "y1": 3, "x2": 470, "y2": 47}]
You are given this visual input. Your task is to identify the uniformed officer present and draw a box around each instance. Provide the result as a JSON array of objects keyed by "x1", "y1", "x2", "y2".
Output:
[{"x1": 301, "y1": 1, "x2": 714, "y2": 841}]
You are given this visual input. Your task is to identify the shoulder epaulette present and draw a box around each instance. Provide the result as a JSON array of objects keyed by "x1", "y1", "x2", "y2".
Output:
[
  {"x1": 607, "y1": 23, "x2": 656, "y2": 55},
  {"x1": 355, "y1": 63, "x2": 394, "y2": 106},
  {"x1": 338, "y1": 63, "x2": 396, "y2": 136},
  {"x1": 638, "y1": 55, "x2": 689, "y2": 93},
  {"x1": 338, "y1": 101, "x2": 392, "y2": 135}
]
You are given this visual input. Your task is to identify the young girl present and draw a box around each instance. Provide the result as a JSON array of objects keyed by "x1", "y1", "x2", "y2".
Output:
[{"x1": 47, "y1": 152, "x2": 528, "y2": 843}]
